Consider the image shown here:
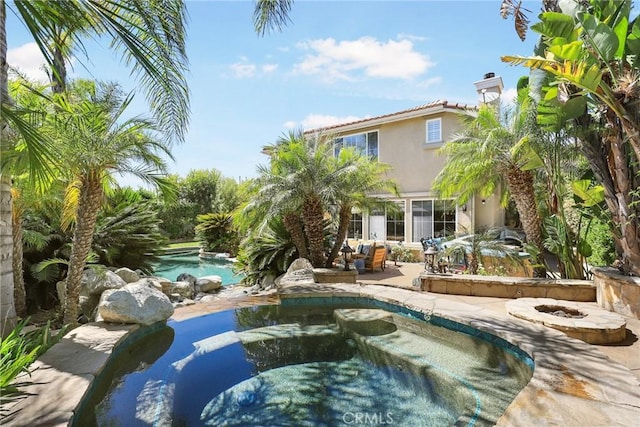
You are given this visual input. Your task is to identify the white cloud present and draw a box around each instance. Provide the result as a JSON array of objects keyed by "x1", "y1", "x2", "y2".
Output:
[
  {"x1": 294, "y1": 37, "x2": 433, "y2": 82},
  {"x1": 262, "y1": 63, "x2": 278, "y2": 73},
  {"x1": 7, "y1": 42, "x2": 49, "y2": 82},
  {"x1": 301, "y1": 114, "x2": 368, "y2": 130},
  {"x1": 283, "y1": 120, "x2": 298, "y2": 129},
  {"x1": 230, "y1": 61, "x2": 256, "y2": 78}
]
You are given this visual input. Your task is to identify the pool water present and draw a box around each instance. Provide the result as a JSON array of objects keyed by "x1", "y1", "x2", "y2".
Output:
[
  {"x1": 76, "y1": 300, "x2": 533, "y2": 426},
  {"x1": 153, "y1": 253, "x2": 244, "y2": 285}
]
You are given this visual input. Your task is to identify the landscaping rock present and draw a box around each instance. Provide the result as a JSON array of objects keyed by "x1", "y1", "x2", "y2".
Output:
[
  {"x1": 97, "y1": 283, "x2": 174, "y2": 325},
  {"x1": 130, "y1": 277, "x2": 164, "y2": 293},
  {"x1": 114, "y1": 267, "x2": 140, "y2": 283},
  {"x1": 196, "y1": 275, "x2": 223, "y2": 293},
  {"x1": 167, "y1": 281, "x2": 194, "y2": 299},
  {"x1": 287, "y1": 258, "x2": 314, "y2": 272},
  {"x1": 279, "y1": 258, "x2": 315, "y2": 287},
  {"x1": 81, "y1": 269, "x2": 127, "y2": 296},
  {"x1": 176, "y1": 273, "x2": 197, "y2": 286}
]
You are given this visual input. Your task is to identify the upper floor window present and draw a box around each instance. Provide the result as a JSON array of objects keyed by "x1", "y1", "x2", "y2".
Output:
[
  {"x1": 426, "y1": 118, "x2": 442, "y2": 144},
  {"x1": 334, "y1": 131, "x2": 378, "y2": 159}
]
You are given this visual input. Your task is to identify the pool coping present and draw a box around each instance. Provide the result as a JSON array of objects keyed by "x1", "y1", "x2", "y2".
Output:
[{"x1": 1, "y1": 285, "x2": 639, "y2": 426}]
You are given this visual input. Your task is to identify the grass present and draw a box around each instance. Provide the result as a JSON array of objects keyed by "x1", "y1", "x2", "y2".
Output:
[{"x1": 166, "y1": 241, "x2": 200, "y2": 249}]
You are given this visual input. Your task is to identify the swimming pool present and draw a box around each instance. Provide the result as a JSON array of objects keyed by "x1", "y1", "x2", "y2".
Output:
[
  {"x1": 75, "y1": 298, "x2": 533, "y2": 426},
  {"x1": 153, "y1": 253, "x2": 244, "y2": 286}
]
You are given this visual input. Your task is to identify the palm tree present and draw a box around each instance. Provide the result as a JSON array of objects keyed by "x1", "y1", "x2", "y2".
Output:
[
  {"x1": 49, "y1": 81, "x2": 173, "y2": 326},
  {"x1": 0, "y1": 0, "x2": 189, "y2": 335},
  {"x1": 433, "y1": 101, "x2": 547, "y2": 277},
  {"x1": 246, "y1": 131, "x2": 398, "y2": 268},
  {"x1": 502, "y1": 0, "x2": 640, "y2": 275},
  {"x1": 323, "y1": 146, "x2": 399, "y2": 268},
  {"x1": 247, "y1": 131, "x2": 333, "y2": 267}
]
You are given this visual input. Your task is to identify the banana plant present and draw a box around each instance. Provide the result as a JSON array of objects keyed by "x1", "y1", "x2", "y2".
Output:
[{"x1": 502, "y1": 0, "x2": 640, "y2": 275}]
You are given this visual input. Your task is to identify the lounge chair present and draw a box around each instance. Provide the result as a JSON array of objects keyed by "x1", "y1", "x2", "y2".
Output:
[{"x1": 364, "y1": 245, "x2": 386, "y2": 272}]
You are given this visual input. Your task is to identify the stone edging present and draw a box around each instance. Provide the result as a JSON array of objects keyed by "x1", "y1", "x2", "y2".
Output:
[{"x1": 420, "y1": 272, "x2": 596, "y2": 301}]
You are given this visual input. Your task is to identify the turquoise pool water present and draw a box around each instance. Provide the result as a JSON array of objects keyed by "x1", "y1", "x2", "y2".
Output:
[
  {"x1": 153, "y1": 253, "x2": 244, "y2": 285},
  {"x1": 75, "y1": 298, "x2": 534, "y2": 426}
]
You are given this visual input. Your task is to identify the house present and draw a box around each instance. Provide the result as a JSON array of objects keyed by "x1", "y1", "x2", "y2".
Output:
[{"x1": 304, "y1": 73, "x2": 506, "y2": 251}]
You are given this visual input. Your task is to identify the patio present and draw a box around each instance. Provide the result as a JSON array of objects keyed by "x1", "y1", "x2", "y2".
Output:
[{"x1": 1, "y1": 262, "x2": 638, "y2": 426}]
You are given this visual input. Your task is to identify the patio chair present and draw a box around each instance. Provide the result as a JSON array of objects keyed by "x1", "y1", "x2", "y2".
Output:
[{"x1": 364, "y1": 245, "x2": 386, "y2": 272}]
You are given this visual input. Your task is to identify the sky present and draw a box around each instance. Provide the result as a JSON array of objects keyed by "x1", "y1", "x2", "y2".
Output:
[{"x1": 6, "y1": 0, "x2": 541, "y2": 186}]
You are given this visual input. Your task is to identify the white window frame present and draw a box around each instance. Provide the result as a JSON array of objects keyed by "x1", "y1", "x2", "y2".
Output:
[{"x1": 426, "y1": 118, "x2": 442, "y2": 144}]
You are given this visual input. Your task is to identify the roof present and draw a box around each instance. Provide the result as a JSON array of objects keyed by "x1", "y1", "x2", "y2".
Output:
[{"x1": 304, "y1": 100, "x2": 475, "y2": 135}]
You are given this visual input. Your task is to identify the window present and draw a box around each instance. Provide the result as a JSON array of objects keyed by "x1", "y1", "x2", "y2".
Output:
[
  {"x1": 386, "y1": 201, "x2": 405, "y2": 242},
  {"x1": 426, "y1": 118, "x2": 442, "y2": 144},
  {"x1": 412, "y1": 200, "x2": 433, "y2": 242},
  {"x1": 412, "y1": 199, "x2": 456, "y2": 242},
  {"x1": 433, "y1": 200, "x2": 456, "y2": 237},
  {"x1": 347, "y1": 212, "x2": 363, "y2": 240},
  {"x1": 334, "y1": 131, "x2": 378, "y2": 159},
  {"x1": 368, "y1": 202, "x2": 405, "y2": 242}
]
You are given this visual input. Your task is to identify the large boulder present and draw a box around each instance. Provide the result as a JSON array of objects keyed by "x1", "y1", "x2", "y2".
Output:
[
  {"x1": 176, "y1": 273, "x2": 197, "y2": 286},
  {"x1": 196, "y1": 275, "x2": 223, "y2": 293},
  {"x1": 98, "y1": 282, "x2": 174, "y2": 325},
  {"x1": 278, "y1": 258, "x2": 315, "y2": 287},
  {"x1": 130, "y1": 277, "x2": 164, "y2": 293},
  {"x1": 81, "y1": 269, "x2": 127, "y2": 296},
  {"x1": 167, "y1": 281, "x2": 194, "y2": 299},
  {"x1": 114, "y1": 267, "x2": 141, "y2": 284}
]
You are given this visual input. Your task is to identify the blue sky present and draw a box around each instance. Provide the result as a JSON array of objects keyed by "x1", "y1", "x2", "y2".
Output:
[{"x1": 6, "y1": 1, "x2": 540, "y2": 185}]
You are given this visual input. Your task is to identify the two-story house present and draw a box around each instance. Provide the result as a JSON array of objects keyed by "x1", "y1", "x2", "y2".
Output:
[{"x1": 305, "y1": 73, "x2": 506, "y2": 250}]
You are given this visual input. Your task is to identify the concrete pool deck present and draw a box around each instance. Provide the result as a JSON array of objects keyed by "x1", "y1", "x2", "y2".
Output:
[{"x1": 1, "y1": 262, "x2": 639, "y2": 426}]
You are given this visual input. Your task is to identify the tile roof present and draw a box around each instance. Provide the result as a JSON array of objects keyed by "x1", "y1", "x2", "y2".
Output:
[{"x1": 304, "y1": 100, "x2": 475, "y2": 134}]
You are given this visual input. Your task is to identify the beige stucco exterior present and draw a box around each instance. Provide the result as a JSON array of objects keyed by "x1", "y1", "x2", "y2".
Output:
[{"x1": 307, "y1": 94, "x2": 507, "y2": 247}]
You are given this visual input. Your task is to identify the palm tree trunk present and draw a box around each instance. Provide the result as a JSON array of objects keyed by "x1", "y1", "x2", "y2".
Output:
[
  {"x1": 12, "y1": 205, "x2": 26, "y2": 317},
  {"x1": 505, "y1": 166, "x2": 547, "y2": 277},
  {"x1": 0, "y1": 0, "x2": 18, "y2": 337},
  {"x1": 283, "y1": 212, "x2": 309, "y2": 260},
  {"x1": 602, "y1": 114, "x2": 640, "y2": 276},
  {"x1": 302, "y1": 194, "x2": 325, "y2": 267},
  {"x1": 63, "y1": 174, "x2": 103, "y2": 326},
  {"x1": 325, "y1": 203, "x2": 351, "y2": 268}
]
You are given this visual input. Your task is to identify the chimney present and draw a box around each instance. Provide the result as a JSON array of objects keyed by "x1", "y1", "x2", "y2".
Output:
[{"x1": 474, "y1": 72, "x2": 504, "y2": 106}]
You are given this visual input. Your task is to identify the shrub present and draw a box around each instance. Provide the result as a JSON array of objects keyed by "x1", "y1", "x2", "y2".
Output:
[
  {"x1": 195, "y1": 212, "x2": 240, "y2": 255},
  {"x1": 390, "y1": 244, "x2": 420, "y2": 263},
  {"x1": 1, "y1": 319, "x2": 67, "y2": 394}
]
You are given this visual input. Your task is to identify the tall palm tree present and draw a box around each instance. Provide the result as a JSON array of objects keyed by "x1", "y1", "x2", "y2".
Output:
[
  {"x1": 502, "y1": 0, "x2": 640, "y2": 275},
  {"x1": 51, "y1": 81, "x2": 173, "y2": 326},
  {"x1": 0, "y1": 0, "x2": 189, "y2": 335},
  {"x1": 433, "y1": 101, "x2": 547, "y2": 277}
]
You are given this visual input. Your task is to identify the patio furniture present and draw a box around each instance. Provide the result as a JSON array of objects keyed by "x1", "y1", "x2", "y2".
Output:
[{"x1": 364, "y1": 245, "x2": 386, "y2": 272}]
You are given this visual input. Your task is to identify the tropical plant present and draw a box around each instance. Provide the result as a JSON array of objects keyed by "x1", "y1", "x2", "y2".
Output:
[
  {"x1": 195, "y1": 212, "x2": 239, "y2": 255},
  {"x1": 244, "y1": 131, "x2": 398, "y2": 269},
  {"x1": 234, "y1": 217, "x2": 298, "y2": 287},
  {"x1": 502, "y1": 0, "x2": 640, "y2": 275},
  {"x1": 47, "y1": 81, "x2": 174, "y2": 326},
  {"x1": 0, "y1": 318, "x2": 67, "y2": 394},
  {"x1": 91, "y1": 188, "x2": 168, "y2": 274},
  {"x1": 0, "y1": 0, "x2": 189, "y2": 335},
  {"x1": 432, "y1": 101, "x2": 547, "y2": 277}
]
